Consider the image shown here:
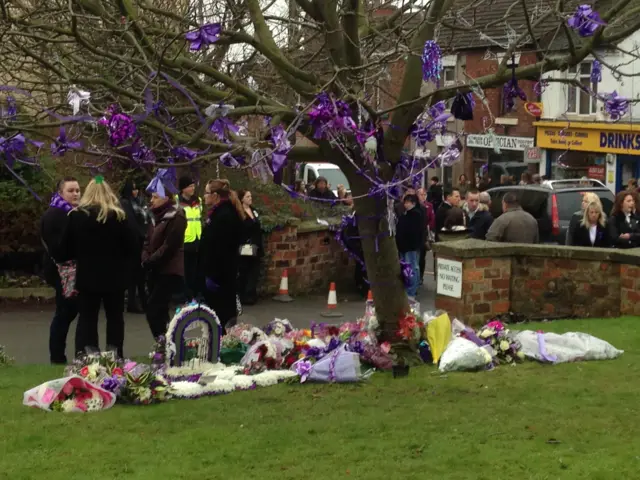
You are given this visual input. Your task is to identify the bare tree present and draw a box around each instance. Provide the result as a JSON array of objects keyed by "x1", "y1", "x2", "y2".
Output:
[{"x1": 0, "y1": 0, "x2": 639, "y2": 345}]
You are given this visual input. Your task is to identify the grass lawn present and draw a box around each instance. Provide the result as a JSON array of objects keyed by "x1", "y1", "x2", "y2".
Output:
[{"x1": 1, "y1": 317, "x2": 638, "y2": 480}]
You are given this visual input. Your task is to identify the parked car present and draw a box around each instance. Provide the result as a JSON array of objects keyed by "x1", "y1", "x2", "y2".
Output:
[
  {"x1": 487, "y1": 179, "x2": 615, "y2": 244},
  {"x1": 296, "y1": 162, "x2": 350, "y2": 197}
]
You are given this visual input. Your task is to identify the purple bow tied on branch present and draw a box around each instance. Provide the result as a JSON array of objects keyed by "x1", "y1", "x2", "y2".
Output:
[
  {"x1": 98, "y1": 106, "x2": 137, "y2": 147},
  {"x1": 173, "y1": 146, "x2": 198, "y2": 162},
  {"x1": 421, "y1": 40, "x2": 443, "y2": 84},
  {"x1": 603, "y1": 91, "x2": 629, "y2": 121},
  {"x1": 308, "y1": 92, "x2": 357, "y2": 139},
  {"x1": 185, "y1": 23, "x2": 221, "y2": 51},
  {"x1": 567, "y1": 5, "x2": 606, "y2": 37},
  {"x1": 411, "y1": 101, "x2": 451, "y2": 147},
  {"x1": 591, "y1": 60, "x2": 602, "y2": 84},
  {"x1": 0, "y1": 133, "x2": 43, "y2": 200},
  {"x1": 219, "y1": 152, "x2": 246, "y2": 168},
  {"x1": 502, "y1": 57, "x2": 527, "y2": 112},
  {"x1": 146, "y1": 164, "x2": 178, "y2": 198},
  {"x1": 51, "y1": 127, "x2": 82, "y2": 156},
  {"x1": 269, "y1": 124, "x2": 292, "y2": 176}
]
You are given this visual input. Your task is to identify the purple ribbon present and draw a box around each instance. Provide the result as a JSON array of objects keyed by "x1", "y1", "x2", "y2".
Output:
[
  {"x1": 185, "y1": 23, "x2": 221, "y2": 51},
  {"x1": 590, "y1": 60, "x2": 602, "y2": 84},
  {"x1": 567, "y1": 5, "x2": 606, "y2": 37},
  {"x1": 146, "y1": 163, "x2": 177, "y2": 198},
  {"x1": 536, "y1": 332, "x2": 557, "y2": 363},
  {"x1": 328, "y1": 348, "x2": 340, "y2": 382},
  {"x1": 411, "y1": 101, "x2": 450, "y2": 146},
  {"x1": 51, "y1": 127, "x2": 82, "y2": 156},
  {"x1": 502, "y1": 57, "x2": 527, "y2": 112},
  {"x1": 421, "y1": 40, "x2": 443, "y2": 84},
  {"x1": 296, "y1": 360, "x2": 312, "y2": 383},
  {"x1": 603, "y1": 91, "x2": 629, "y2": 121}
]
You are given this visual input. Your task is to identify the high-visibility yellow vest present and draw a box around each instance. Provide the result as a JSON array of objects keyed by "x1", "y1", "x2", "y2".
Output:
[{"x1": 182, "y1": 199, "x2": 202, "y2": 244}]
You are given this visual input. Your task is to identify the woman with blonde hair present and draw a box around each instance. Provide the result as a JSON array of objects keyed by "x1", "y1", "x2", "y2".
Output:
[
  {"x1": 59, "y1": 176, "x2": 134, "y2": 358},
  {"x1": 199, "y1": 178, "x2": 245, "y2": 332},
  {"x1": 568, "y1": 201, "x2": 610, "y2": 247},
  {"x1": 565, "y1": 192, "x2": 602, "y2": 245}
]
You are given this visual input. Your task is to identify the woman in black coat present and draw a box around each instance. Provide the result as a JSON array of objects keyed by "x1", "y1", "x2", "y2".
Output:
[
  {"x1": 569, "y1": 201, "x2": 611, "y2": 248},
  {"x1": 41, "y1": 177, "x2": 81, "y2": 364},
  {"x1": 120, "y1": 179, "x2": 150, "y2": 313},
  {"x1": 609, "y1": 191, "x2": 640, "y2": 249},
  {"x1": 58, "y1": 177, "x2": 134, "y2": 358},
  {"x1": 199, "y1": 179, "x2": 244, "y2": 331},
  {"x1": 236, "y1": 190, "x2": 264, "y2": 305}
]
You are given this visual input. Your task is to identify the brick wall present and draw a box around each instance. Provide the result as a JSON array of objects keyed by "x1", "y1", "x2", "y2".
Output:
[
  {"x1": 434, "y1": 240, "x2": 640, "y2": 326},
  {"x1": 621, "y1": 264, "x2": 640, "y2": 315},
  {"x1": 259, "y1": 223, "x2": 353, "y2": 296}
]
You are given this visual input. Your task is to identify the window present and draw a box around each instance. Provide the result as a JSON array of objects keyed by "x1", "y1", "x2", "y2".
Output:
[
  {"x1": 567, "y1": 62, "x2": 598, "y2": 114},
  {"x1": 443, "y1": 67, "x2": 456, "y2": 108}
]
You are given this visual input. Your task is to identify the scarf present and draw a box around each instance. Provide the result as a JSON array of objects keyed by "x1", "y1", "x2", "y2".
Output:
[
  {"x1": 206, "y1": 199, "x2": 230, "y2": 224},
  {"x1": 49, "y1": 193, "x2": 73, "y2": 213},
  {"x1": 151, "y1": 200, "x2": 174, "y2": 222}
]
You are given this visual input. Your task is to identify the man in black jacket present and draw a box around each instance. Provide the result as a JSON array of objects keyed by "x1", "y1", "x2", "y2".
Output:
[
  {"x1": 41, "y1": 177, "x2": 81, "y2": 364},
  {"x1": 396, "y1": 194, "x2": 423, "y2": 300},
  {"x1": 435, "y1": 187, "x2": 461, "y2": 239}
]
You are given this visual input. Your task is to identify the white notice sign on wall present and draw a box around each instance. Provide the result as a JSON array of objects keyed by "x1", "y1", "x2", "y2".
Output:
[{"x1": 436, "y1": 258, "x2": 463, "y2": 298}]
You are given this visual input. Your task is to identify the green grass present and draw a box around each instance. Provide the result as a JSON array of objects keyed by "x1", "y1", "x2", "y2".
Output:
[{"x1": 1, "y1": 317, "x2": 638, "y2": 480}]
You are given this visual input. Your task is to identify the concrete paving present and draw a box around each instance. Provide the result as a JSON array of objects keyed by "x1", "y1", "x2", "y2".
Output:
[{"x1": 0, "y1": 274, "x2": 436, "y2": 364}]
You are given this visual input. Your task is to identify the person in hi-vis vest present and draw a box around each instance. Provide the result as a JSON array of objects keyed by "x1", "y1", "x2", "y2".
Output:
[{"x1": 177, "y1": 176, "x2": 202, "y2": 300}]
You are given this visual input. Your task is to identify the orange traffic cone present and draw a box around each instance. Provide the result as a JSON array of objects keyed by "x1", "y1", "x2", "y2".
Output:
[
  {"x1": 320, "y1": 282, "x2": 343, "y2": 318},
  {"x1": 272, "y1": 269, "x2": 293, "y2": 303}
]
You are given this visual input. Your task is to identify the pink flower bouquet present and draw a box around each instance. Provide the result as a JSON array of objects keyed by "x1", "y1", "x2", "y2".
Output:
[{"x1": 23, "y1": 376, "x2": 116, "y2": 413}]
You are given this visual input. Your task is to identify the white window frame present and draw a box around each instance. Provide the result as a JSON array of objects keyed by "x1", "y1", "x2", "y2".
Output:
[
  {"x1": 443, "y1": 66, "x2": 456, "y2": 108},
  {"x1": 566, "y1": 61, "x2": 598, "y2": 115}
]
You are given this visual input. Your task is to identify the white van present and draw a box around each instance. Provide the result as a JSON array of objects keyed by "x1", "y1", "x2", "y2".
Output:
[{"x1": 297, "y1": 162, "x2": 350, "y2": 197}]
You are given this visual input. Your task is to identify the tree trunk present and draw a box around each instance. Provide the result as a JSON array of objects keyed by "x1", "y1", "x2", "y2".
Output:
[{"x1": 348, "y1": 163, "x2": 409, "y2": 342}]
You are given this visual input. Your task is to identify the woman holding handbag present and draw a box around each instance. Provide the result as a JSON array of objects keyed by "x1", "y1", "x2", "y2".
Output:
[
  {"x1": 58, "y1": 176, "x2": 135, "y2": 359},
  {"x1": 236, "y1": 190, "x2": 263, "y2": 305},
  {"x1": 41, "y1": 177, "x2": 81, "y2": 364},
  {"x1": 199, "y1": 179, "x2": 244, "y2": 332}
]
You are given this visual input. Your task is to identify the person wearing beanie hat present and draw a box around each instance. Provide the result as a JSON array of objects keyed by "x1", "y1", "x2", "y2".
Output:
[{"x1": 177, "y1": 175, "x2": 202, "y2": 300}]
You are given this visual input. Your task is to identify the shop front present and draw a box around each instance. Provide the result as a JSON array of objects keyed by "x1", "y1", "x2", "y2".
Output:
[
  {"x1": 466, "y1": 133, "x2": 538, "y2": 183},
  {"x1": 535, "y1": 121, "x2": 640, "y2": 192}
]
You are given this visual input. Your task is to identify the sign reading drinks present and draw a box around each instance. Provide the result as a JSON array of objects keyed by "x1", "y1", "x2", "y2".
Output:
[
  {"x1": 466, "y1": 134, "x2": 535, "y2": 151},
  {"x1": 437, "y1": 258, "x2": 463, "y2": 299},
  {"x1": 536, "y1": 125, "x2": 640, "y2": 155}
]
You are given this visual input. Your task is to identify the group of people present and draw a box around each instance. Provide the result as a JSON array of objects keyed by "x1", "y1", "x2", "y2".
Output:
[
  {"x1": 41, "y1": 175, "x2": 262, "y2": 364},
  {"x1": 566, "y1": 190, "x2": 640, "y2": 249}
]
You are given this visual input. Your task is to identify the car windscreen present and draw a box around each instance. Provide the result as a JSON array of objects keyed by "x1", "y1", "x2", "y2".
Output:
[
  {"x1": 318, "y1": 168, "x2": 350, "y2": 190},
  {"x1": 555, "y1": 191, "x2": 615, "y2": 220}
]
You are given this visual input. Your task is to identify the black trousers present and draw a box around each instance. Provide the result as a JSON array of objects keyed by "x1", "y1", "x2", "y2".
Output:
[
  {"x1": 183, "y1": 249, "x2": 199, "y2": 301},
  {"x1": 237, "y1": 256, "x2": 261, "y2": 305},
  {"x1": 127, "y1": 241, "x2": 147, "y2": 309},
  {"x1": 49, "y1": 281, "x2": 78, "y2": 364},
  {"x1": 204, "y1": 288, "x2": 237, "y2": 334},
  {"x1": 76, "y1": 290, "x2": 125, "y2": 358},
  {"x1": 147, "y1": 274, "x2": 183, "y2": 339}
]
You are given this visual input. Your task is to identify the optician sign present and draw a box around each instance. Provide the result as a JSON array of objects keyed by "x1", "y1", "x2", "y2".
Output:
[
  {"x1": 535, "y1": 122, "x2": 640, "y2": 155},
  {"x1": 466, "y1": 134, "x2": 535, "y2": 151}
]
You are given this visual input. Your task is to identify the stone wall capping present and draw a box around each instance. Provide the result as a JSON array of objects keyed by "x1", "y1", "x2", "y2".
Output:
[{"x1": 433, "y1": 239, "x2": 640, "y2": 265}]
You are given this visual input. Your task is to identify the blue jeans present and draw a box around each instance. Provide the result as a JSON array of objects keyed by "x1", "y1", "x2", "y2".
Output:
[{"x1": 401, "y1": 251, "x2": 420, "y2": 298}]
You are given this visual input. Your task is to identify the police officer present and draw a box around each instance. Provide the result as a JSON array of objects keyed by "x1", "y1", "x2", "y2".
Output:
[{"x1": 177, "y1": 176, "x2": 202, "y2": 300}]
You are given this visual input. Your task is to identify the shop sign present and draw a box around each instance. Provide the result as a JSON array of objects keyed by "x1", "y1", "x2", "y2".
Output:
[
  {"x1": 536, "y1": 126, "x2": 640, "y2": 155},
  {"x1": 466, "y1": 134, "x2": 535, "y2": 151},
  {"x1": 524, "y1": 102, "x2": 543, "y2": 117},
  {"x1": 588, "y1": 166, "x2": 606, "y2": 180}
]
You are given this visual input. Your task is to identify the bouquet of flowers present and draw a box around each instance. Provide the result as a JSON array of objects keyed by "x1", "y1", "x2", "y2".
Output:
[
  {"x1": 263, "y1": 318, "x2": 293, "y2": 337},
  {"x1": 241, "y1": 338, "x2": 292, "y2": 374},
  {"x1": 0, "y1": 344, "x2": 13, "y2": 366},
  {"x1": 119, "y1": 361, "x2": 171, "y2": 405},
  {"x1": 284, "y1": 328, "x2": 312, "y2": 346},
  {"x1": 391, "y1": 313, "x2": 426, "y2": 367},
  {"x1": 65, "y1": 351, "x2": 126, "y2": 396},
  {"x1": 23, "y1": 376, "x2": 116, "y2": 413},
  {"x1": 477, "y1": 320, "x2": 524, "y2": 365},
  {"x1": 225, "y1": 323, "x2": 267, "y2": 345}
]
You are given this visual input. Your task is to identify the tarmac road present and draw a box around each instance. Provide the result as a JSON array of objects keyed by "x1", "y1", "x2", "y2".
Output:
[{"x1": 0, "y1": 270, "x2": 436, "y2": 364}]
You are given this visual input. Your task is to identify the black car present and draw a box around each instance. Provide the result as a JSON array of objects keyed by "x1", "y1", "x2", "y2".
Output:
[{"x1": 487, "y1": 180, "x2": 615, "y2": 244}]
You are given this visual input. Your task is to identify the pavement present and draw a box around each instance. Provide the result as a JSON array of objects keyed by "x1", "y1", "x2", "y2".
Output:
[{"x1": 0, "y1": 268, "x2": 436, "y2": 364}]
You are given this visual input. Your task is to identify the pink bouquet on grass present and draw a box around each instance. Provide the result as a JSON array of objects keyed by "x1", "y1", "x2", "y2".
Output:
[{"x1": 23, "y1": 376, "x2": 116, "y2": 413}]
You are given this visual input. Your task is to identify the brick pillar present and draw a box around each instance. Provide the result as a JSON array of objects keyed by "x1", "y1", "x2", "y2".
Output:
[
  {"x1": 620, "y1": 265, "x2": 640, "y2": 315},
  {"x1": 435, "y1": 256, "x2": 511, "y2": 326}
]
